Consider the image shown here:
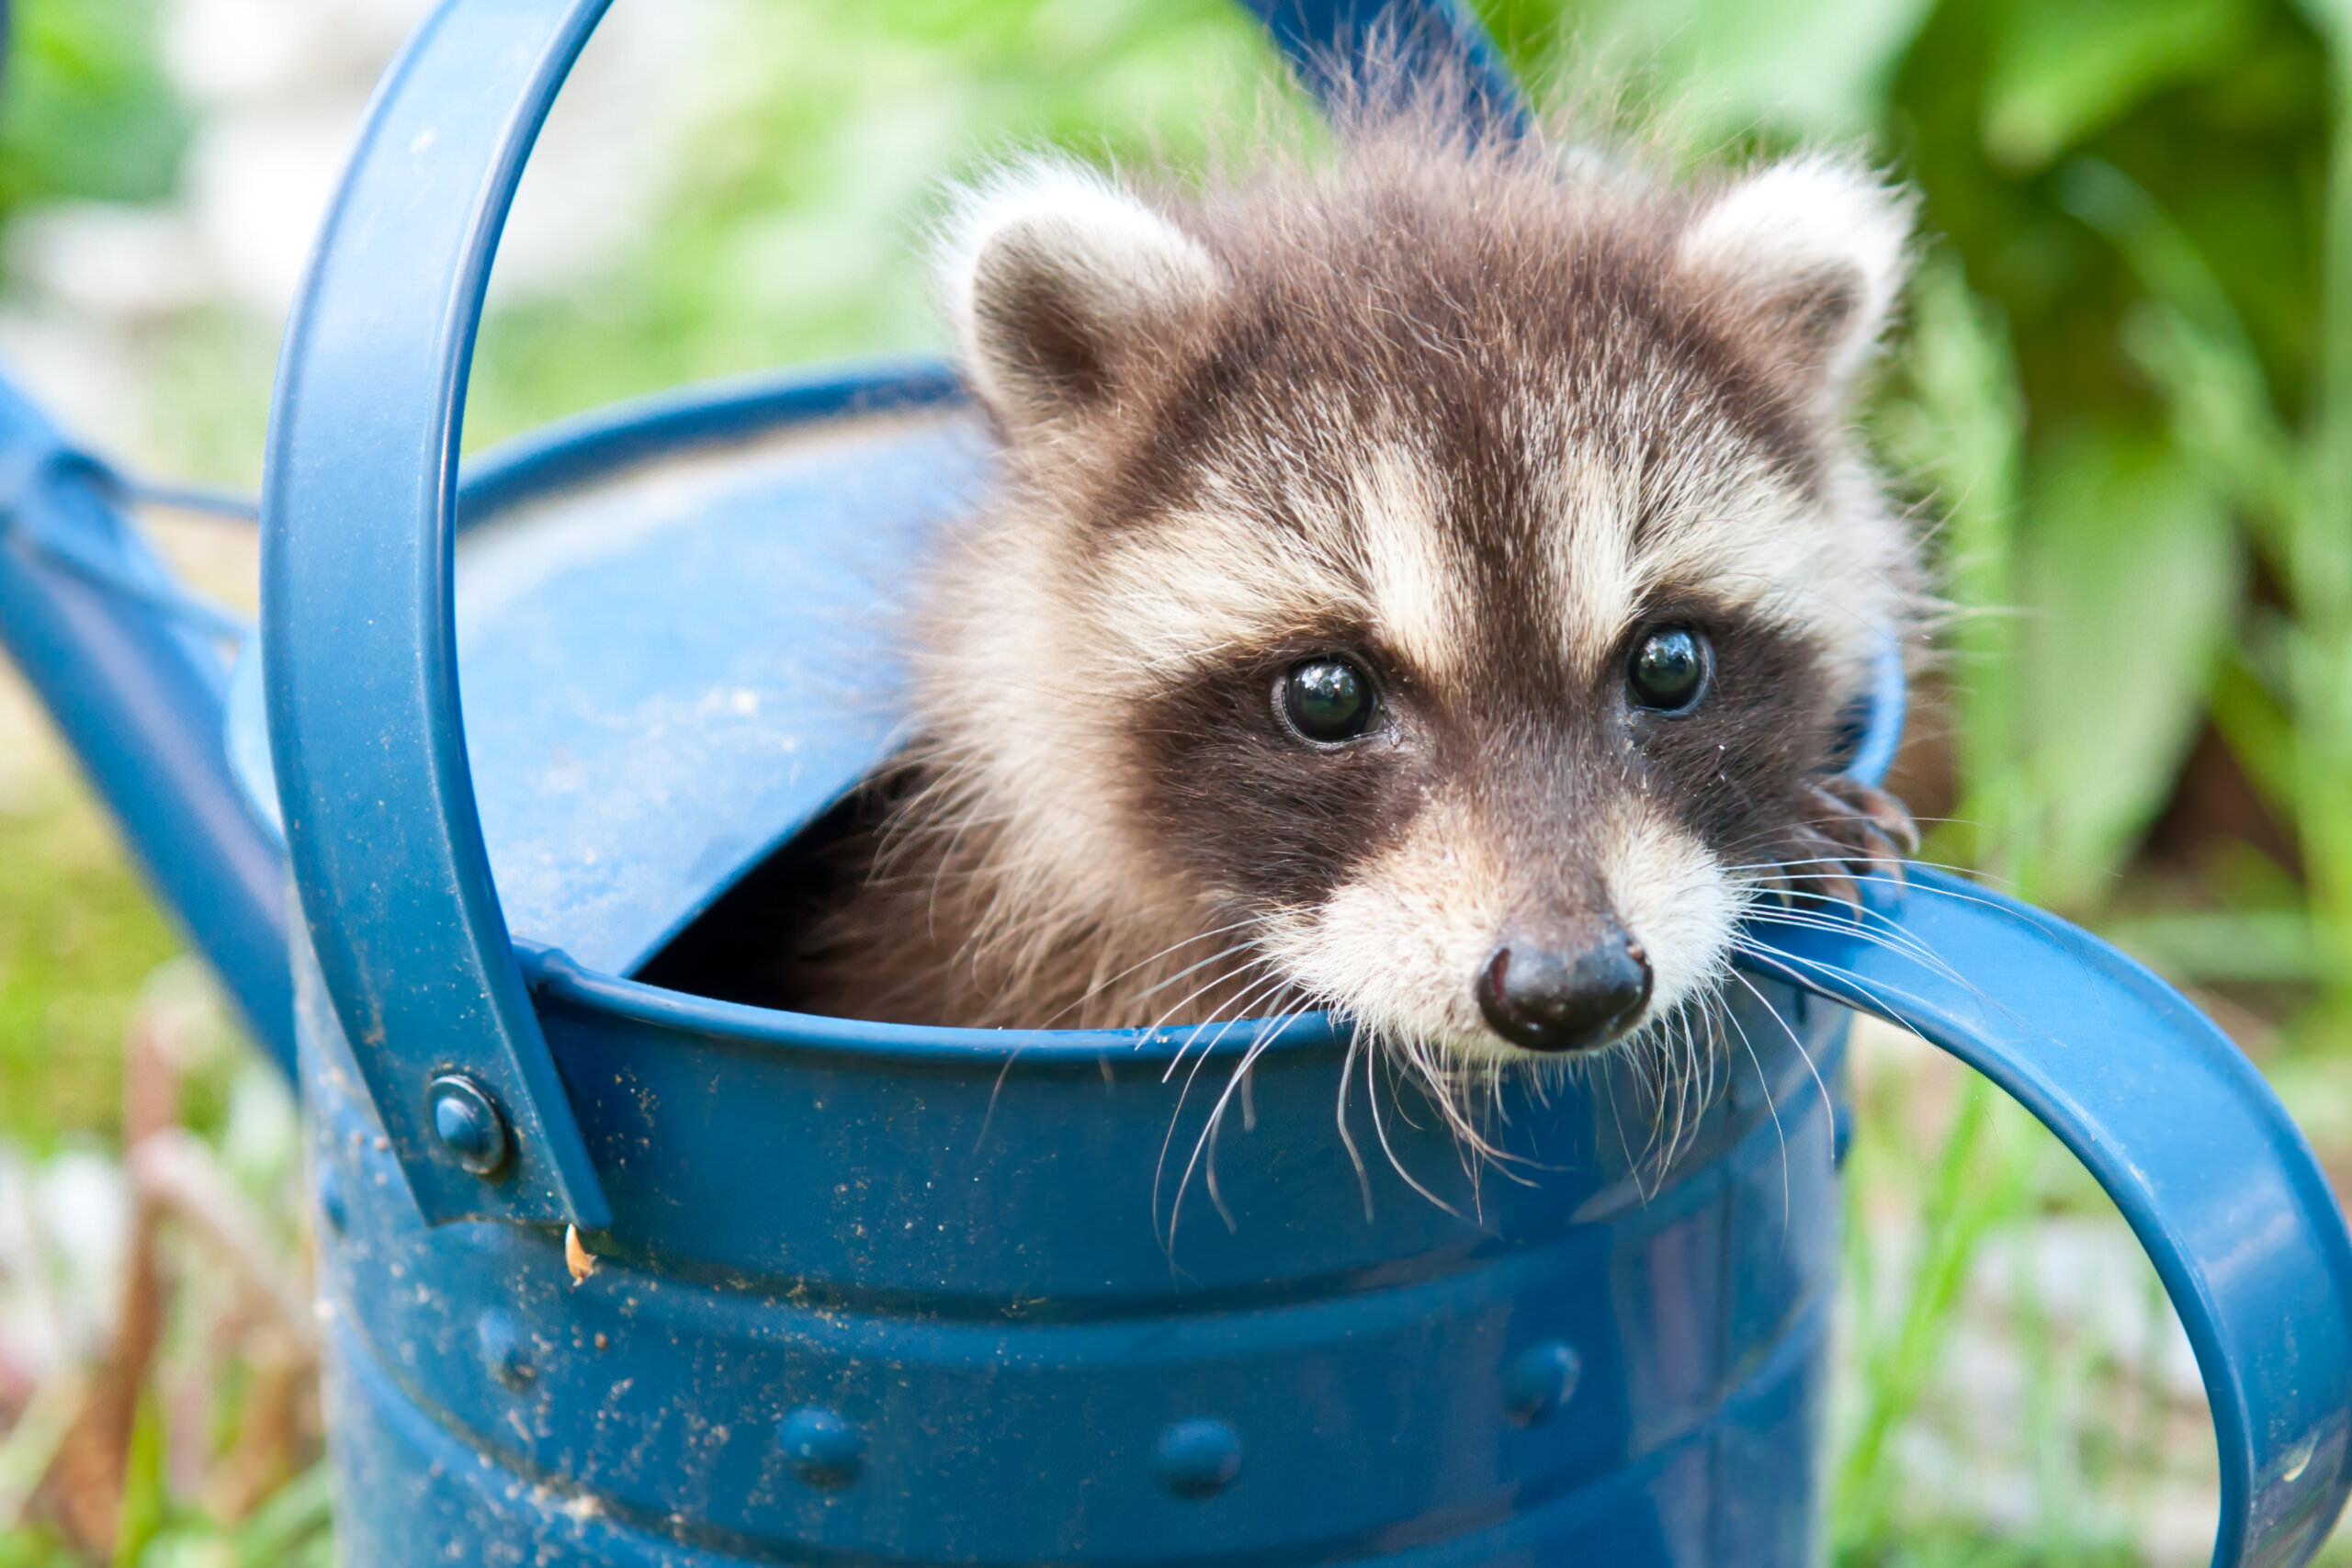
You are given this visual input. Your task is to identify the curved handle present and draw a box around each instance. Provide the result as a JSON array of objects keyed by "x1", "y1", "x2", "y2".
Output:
[
  {"x1": 261, "y1": 0, "x2": 614, "y2": 1227},
  {"x1": 255, "y1": 0, "x2": 1532, "y2": 1228},
  {"x1": 1738, "y1": 871, "x2": 2352, "y2": 1568}
]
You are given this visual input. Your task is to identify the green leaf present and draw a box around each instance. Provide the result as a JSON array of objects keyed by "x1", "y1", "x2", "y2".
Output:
[
  {"x1": 2103, "y1": 908, "x2": 2319, "y2": 981},
  {"x1": 111, "y1": 1389, "x2": 166, "y2": 1568},
  {"x1": 0, "y1": 0, "x2": 189, "y2": 214},
  {"x1": 2018, "y1": 425, "x2": 2243, "y2": 905},
  {"x1": 1879, "y1": 257, "x2": 2033, "y2": 885},
  {"x1": 1519, "y1": 0, "x2": 1936, "y2": 140},
  {"x1": 1984, "y1": 0, "x2": 2257, "y2": 170},
  {"x1": 231, "y1": 1464, "x2": 334, "y2": 1568}
]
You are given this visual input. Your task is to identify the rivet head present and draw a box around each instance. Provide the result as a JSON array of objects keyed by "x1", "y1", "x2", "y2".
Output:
[
  {"x1": 477, "y1": 1309, "x2": 532, "y2": 1390},
  {"x1": 1154, "y1": 1417, "x2": 1241, "y2": 1499},
  {"x1": 1503, "y1": 1339, "x2": 1581, "y2": 1426},
  {"x1": 427, "y1": 1073, "x2": 511, "y2": 1177},
  {"x1": 316, "y1": 1163, "x2": 348, "y2": 1236},
  {"x1": 778, "y1": 1405, "x2": 862, "y2": 1488}
]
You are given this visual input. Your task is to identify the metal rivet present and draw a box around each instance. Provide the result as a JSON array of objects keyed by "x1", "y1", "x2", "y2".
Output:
[
  {"x1": 316, "y1": 1163, "x2": 348, "y2": 1235},
  {"x1": 478, "y1": 1309, "x2": 532, "y2": 1390},
  {"x1": 778, "y1": 1405, "x2": 862, "y2": 1488},
  {"x1": 1503, "y1": 1339, "x2": 1581, "y2": 1426},
  {"x1": 1154, "y1": 1417, "x2": 1241, "y2": 1499},
  {"x1": 428, "y1": 1073, "x2": 511, "y2": 1177}
]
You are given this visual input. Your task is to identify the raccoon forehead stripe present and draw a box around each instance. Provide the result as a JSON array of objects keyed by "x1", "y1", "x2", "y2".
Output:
[
  {"x1": 1093, "y1": 505, "x2": 1366, "y2": 676},
  {"x1": 1540, "y1": 450, "x2": 1644, "y2": 675},
  {"x1": 1346, "y1": 451, "x2": 1473, "y2": 681}
]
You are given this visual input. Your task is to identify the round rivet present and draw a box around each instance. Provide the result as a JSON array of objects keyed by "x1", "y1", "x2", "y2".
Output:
[
  {"x1": 1154, "y1": 1417, "x2": 1241, "y2": 1499},
  {"x1": 428, "y1": 1073, "x2": 511, "y2": 1177},
  {"x1": 478, "y1": 1309, "x2": 532, "y2": 1390},
  {"x1": 779, "y1": 1405, "x2": 862, "y2": 1488},
  {"x1": 1503, "y1": 1339, "x2": 1581, "y2": 1426},
  {"x1": 316, "y1": 1163, "x2": 348, "y2": 1236}
]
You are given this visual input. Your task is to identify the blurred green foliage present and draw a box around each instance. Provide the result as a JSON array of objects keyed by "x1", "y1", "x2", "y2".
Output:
[
  {"x1": 0, "y1": 0, "x2": 187, "y2": 214},
  {"x1": 0, "y1": 787, "x2": 179, "y2": 1150},
  {"x1": 469, "y1": 0, "x2": 1308, "y2": 440}
]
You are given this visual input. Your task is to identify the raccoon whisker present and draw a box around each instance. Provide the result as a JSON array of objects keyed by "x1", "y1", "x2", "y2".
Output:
[
  {"x1": 1157, "y1": 972, "x2": 1293, "y2": 1254},
  {"x1": 1034, "y1": 919, "x2": 1266, "y2": 1031},
  {"x1": 1195, "y1": 998, "x2": 1317, "y2": 1235},
  {"x1": 1152, "y1": 959, "x2": 1283, "y2": 1081},
  {"x1": 1125, "y1": 939, "x2": 1269, "y2": 1023},
  {"x1": 1724, "y1": 938, "x2": 1996, "y2": 1044},
  {"x1": 1599, "y1": 1053, "x2": 1657, "y2": 1206},
  {"x1": 1392, "y1": 1030, "x2": 1520, "y2": 1172},
  {"x1": 1714, "y1": 977, "x2": 1791, "y2": 1231},
  {"x1": 1363, "y1": 1027, "x2": 1465, "y2": 1220},
  {"x1": 1336, "y1": 1026, "x2": 1375, "y2": 1224},
  {"x1": 1736, "y1": 925, "x2": 2027, "y2": 1045},
  {"x1": 1734, "y1": 910, "x2": 1970, "y2": 1000},
  {"x1": 1736, "y1": 900, "x2": 1975, "y2": 991},
  {"x1": 1175, "y1": 970, "x2": 1295, "y2": 1075},
  {"x1": 1763, "y1": 868, "x2": 2028, "y2": 927},
  {"x1": 1721, "y1": 856, "x2": 1975, "y2": 885}
]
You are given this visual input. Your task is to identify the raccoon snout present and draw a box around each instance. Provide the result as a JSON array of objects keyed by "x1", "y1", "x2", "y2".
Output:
[{"x1": 1475, "y1": 922, "x2": 1654, "y2": 1054}]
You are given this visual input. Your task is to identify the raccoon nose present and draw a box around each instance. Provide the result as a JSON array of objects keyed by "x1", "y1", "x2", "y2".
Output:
[{"x1": 1476, "y1": 925, "x2": 1654, "y2": 1053}]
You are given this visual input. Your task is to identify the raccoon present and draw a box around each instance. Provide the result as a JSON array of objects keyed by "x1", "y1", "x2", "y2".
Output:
[{"x1": 774, "y1": 108, "x2": 1923, "y2": 1097}]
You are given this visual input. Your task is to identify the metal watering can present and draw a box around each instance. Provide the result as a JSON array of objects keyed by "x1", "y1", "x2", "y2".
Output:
[{"x1": 0, "y1": 0, "x2": 2347, "y2": 1562}]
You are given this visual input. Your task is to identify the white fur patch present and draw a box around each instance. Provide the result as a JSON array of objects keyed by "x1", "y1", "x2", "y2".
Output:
[
  {"x1": 1598, "y1": 806, "x2": 1743, "y2": 1030},
  {"x1": 1350, "y1": 451, "x2": 1470, "y2": 680},
  {"x1": 1257, "y1": 789, "x2": 1510, "y2": 1054},
  {"x1": 1537, "y1": 447, "x2": 1643, "y2": 675}
]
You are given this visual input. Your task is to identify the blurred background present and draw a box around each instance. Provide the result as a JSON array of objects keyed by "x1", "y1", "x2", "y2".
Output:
[{"x1": 0, "y1": 0, "x2": 2346, "y2": 1562}]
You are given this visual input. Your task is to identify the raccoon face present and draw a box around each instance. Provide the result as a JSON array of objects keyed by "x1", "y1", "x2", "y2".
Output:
[{"x1": 934, "y1": 147, "x2": 1918, "y2": 1060}]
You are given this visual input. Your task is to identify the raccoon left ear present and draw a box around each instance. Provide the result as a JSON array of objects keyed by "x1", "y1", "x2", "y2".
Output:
[
  {"x1": 1676, "y1": 155, "x2": 1914, "y2": 406},
  {"x1": 939, "y1": 158, "x2": 1225, "y2": 437}
]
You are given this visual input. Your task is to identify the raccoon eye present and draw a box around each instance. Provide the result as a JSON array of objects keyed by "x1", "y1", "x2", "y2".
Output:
[
  {"x1": 1627, "y1": 626, "x2": 1710, "y2": 713},
  {"x1": 1278, "y1": 657, "x2": 1376, "y2": 744}
]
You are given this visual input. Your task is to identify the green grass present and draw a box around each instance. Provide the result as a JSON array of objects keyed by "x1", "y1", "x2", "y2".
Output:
[{"x1": 0, "y1": 784, "x2": 180, "y2": 1151}]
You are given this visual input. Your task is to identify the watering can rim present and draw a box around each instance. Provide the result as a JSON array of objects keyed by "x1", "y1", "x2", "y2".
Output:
[{"x1": 445, "y1": 353, "x2": 1909, "y2": 1066}]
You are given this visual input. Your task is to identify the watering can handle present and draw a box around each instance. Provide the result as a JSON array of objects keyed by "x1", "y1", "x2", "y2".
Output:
[
  {"x1": 255, "y1": 0, "x2": 1510, "y2": 1228},
  {"x1": 1740, "y1": 874, "x2": 2352, "y2": 1568}
]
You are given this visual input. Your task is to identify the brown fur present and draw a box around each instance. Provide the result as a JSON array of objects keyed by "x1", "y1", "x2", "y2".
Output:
[{"x1": 769, "y1": 103, "x2": 1925, "y2": 1060}]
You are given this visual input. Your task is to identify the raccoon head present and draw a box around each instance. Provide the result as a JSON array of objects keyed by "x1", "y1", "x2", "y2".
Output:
[{"x1": 928, "y1": 142, "x2": 1919, "y2": 1061}]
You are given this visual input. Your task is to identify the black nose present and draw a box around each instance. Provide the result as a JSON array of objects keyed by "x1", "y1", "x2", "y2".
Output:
[{"x1": 1476, "y1": 924, "x2": 1654, "y2": 1053}]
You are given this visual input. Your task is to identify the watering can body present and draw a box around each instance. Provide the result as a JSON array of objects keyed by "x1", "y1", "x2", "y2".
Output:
[
  {"x1": 0, "y1": 1, "x2": 2344, "y2": 1564},
  {"x1": 274, "y1": 369, "x2": 1853, "y2": 1566}
]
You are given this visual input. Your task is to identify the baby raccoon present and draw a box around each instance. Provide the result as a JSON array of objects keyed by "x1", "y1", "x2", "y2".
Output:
[{"x1": 777, "y1": 109, "x2": 1922, "y2": 1088}]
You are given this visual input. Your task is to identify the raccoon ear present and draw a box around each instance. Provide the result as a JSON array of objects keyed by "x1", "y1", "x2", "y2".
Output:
[
  {"x1": 1677, "y1": 155, "x2": 1913, "y2": 406},
  {"x1": 940, "y1": 160, "x2": 1223, "y2": 434}
]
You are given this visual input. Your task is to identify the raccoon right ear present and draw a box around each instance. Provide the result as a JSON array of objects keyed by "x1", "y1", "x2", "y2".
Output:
[
  {"x1": 1676, "y1": 154, "x2": 1914, "y2": 408},
  {"x1": 940, "y1": 160, "x2": 1223, "y2": 435}
]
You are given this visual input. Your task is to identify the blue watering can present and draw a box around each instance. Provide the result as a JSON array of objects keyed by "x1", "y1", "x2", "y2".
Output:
[{"x1": 0, "y1": 1, "x2": 2346, "y2": 1562}]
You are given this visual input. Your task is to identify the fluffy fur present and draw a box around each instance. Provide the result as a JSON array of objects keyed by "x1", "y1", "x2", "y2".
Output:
[{"x1": 772, "y1": 105, "x2": 1925, "y2": 1110}]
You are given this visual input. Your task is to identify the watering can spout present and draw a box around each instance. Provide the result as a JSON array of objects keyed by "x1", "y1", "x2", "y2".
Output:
[{"x1": 0, "y1": 368, "x2": 295, "y2": 1074}]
